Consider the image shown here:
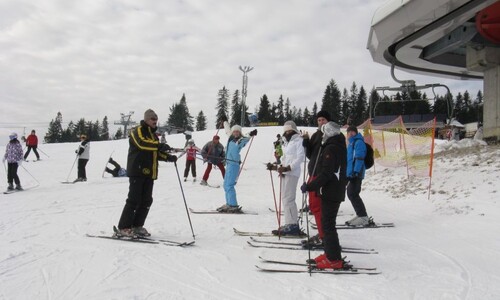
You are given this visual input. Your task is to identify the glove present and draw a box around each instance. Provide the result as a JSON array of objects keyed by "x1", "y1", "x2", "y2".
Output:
[
  {"x1": 167, "y1": 155, "x2": 177, "y2": 163},
  {"x1": 249, "y1": 129, "x2": 257, "y2": 137},
  {"x1": 300, "y1": 182, "x2": 308, "y2": 193},
  {"x1": 266, "y1": 163, "x2": 277, "y2": 171},
  {"x1": 159, "y1": 143, "x2": 171, "y2": 152},
  {"x1": 277, "y1": 165, "x2": 291, "y2": 173}
]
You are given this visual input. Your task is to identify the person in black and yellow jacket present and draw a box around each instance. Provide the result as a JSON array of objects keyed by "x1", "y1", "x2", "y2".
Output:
[{"x1": 116, "y1": 109, "x2": 177, "y2": 237}]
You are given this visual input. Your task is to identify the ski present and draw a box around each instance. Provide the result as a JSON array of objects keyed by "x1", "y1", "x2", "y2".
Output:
[
  {"x1": 246, "y1": 241, "x2": 376, "y2": 254},
  {"x1": 233, "y1": 228, "x2": 306, "y2": 238},
  {"x1": 86, "y1": 234, "x2": 193, "y2": 247},
  {"x1": 189, "y1": 208, "x2": 258, "y2": 215},
  {"x1": 137, "y1": 236, "x2": 195, "y2": 247},
  {"x1": 255, "y1": 265, "x2": 380, "y2": 275},
  {"x1": 61, "y1": 181, "x2": 76, "y2": 184},
  {"x1": 249, "y1": 237, "x2": 377, "y2": 252},
  {"x1": 102, "y1": 150, "x2": 115, "y2": 178},
  {"x1": 336, "y1": 222, "x2": 395, "y2": 229},
  {"x1": 258, "y1": 256, "x2": 377, "y2": 270}
]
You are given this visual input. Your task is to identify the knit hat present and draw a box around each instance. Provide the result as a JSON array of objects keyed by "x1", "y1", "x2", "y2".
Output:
[
  {"x1": 144, "y1": 109, "x2": 158, "y2": 121},
  {"x1": 316, "y1": 110, "x2": 331, "y2": 121},
  {"x1": 321, "y1": 121, "x2": 341, "y2": 141},
  {"x1": 346, "y1": 126, "x2": 358, "y2": 133},
  {"x1": 231, "y1": 125, "x2": 242, "y2": 133},
  {"x1": 9, "y1": 132, "x2": 17, "y2": 140},
  {"x1": 213, "y1": 135, "x2": 220, "y2": 140},
  {"x1": 283, "y1": 120, "x2": 299, "y2": 134}
]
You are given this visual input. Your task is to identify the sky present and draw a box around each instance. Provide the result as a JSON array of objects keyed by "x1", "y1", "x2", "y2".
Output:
[{"x1": 0, "y1": 0, "x2": 483, "y2": 141}]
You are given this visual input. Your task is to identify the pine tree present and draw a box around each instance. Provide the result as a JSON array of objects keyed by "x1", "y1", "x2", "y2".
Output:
[
  {"x1": 284, "y1": 98, "x2": 292, "y2": 121},
  {"x1": 215, "y1": 86, "x2": 229, "y2": 127},
  {"x1": 368, "y1": 87, "x2": 381, "y2": 119},
  {"x1": 196, "y1": 110, "x2": 207, "y2": 131},
  {"x1": 321, "y1": 80, "x2": 341, "y2": 122},
  {"x1": 230, "y1": 90, "x2": 241, "y2": 126},
  {"x1": 114, "y1": 127, "x2": 123, "y2": 140},
  {"x1": 277, "y1": 95, "x2": 285, "y2": 125},
  {"x1": 352, "y1": 85, "x2": 367, "y2": 125},
  {"x1": 168, "y1": 94, "x2": 194, "y2": 130},
  {"x1": 45, "y1": 112, "x2": 64, "y2": 143},
  {"x1": 257, "y1": 94, "x2": 272, "y2": 122},
  {"x1": 340, "y1": 88, "x2": 350, "y2": 125},
  {"x1": 101, "y1": 116, "x2": 110, "y2": 140},
  {"x1": 311, "y1": 102, "x2": 318, "y2": 124}
]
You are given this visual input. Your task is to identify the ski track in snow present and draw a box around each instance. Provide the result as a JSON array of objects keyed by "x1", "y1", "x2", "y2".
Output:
[{"x1": 1, "y1": 129, "x2": 500, "y2": 299}]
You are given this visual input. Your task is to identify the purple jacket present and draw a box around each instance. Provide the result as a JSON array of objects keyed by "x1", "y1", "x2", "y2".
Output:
[{"x1": 4, "y1": 140, "x2": 23, "y2": 163}]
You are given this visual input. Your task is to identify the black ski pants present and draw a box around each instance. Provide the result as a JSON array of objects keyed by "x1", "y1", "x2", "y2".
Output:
[
  {"x1": 118, "y1": 176, "x2": 154, "y2": 229},
  {"x1": 105, "y1": 158, "x2": 121, "y2": 177},
  {"x1": 346, "y1": 178, "x2": 367, "y2": 217},
  {"x1": 24, "y1": 146, "x2": 40, "y2": 160},
  {"x1": 7, "y1": 163, "x2": 20, "y2": 186},
  {"x1": 321, "y1": 199, "x2": 342, "y2": 261},
  {"x1": 78, "y1": 159, "x2": 88, "y2": 179},
  {"x1": 184, "y1": 160, "x2": 196, "y2": 178}
]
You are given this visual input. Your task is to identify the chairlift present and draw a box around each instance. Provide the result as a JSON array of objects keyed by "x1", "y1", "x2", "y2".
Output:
[{"x1": 370, "y1": 64, "x2": 453, "y2": 122}]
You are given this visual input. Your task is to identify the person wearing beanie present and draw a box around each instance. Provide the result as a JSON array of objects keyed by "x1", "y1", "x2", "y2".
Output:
[
  {"x1": 200, "y1": 135, "x2": 225, "y2": 186},
  {"x1": 116, "y1": 109, "x2": 178, "y2": 238},
  {"x1": 24, "y1": 130, "x2": 40, "y2": 161},
  {"x1": 301, "y1": 110, "x2": 331, "y2": 245},
  {"x1": 300, "y1": 121, "x2": 348, "y2": 269},
  {"x1": 345, "y1": 126, "x2": 372, "y2": 226},
  {"x1": 74, "y1": 134, "x2": 90, "y2": 182},
  {"x1": 266, "y1": 120, "x2": 305, "y2": 236},
  {"x1": 3, "y1": 133, "x2": 24, "y2": 191},
  {"x1": 217, "y1": 119, "x2": 257, "y2": 213},
  {"x1": 182, "y1": 139, "x2": 201, "y2": 182}
]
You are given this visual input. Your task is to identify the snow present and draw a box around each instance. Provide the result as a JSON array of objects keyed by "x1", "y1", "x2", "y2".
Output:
[{"x1": 1, "y1": 127, "x2": 500, "y2": 299}]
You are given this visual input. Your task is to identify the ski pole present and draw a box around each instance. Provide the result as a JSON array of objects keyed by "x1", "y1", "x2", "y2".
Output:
[
  {"x1": 277, "y1": 174, "x2": 283, "y2": 239},
  {"x1": 20, "y1": 164, "x2": 40, "y2": 186},
  {"x1": 301, "y1": 152, "x2": 312, "y2": 276},
  {"x1": 269, "y1": 170, "x2": 280, "y2": 225},
  {"x1": 66, "y1": 154, "x2": 78, "y2": 182},
  {"x1": 37, "y1": 147, "x2": 50, "y2": 158},
  {"x1": 238, "y1": 136, "x2": 254, "y2": 179},
  {"x1": 173, "y1": 161, "x2": 196, "y2": 240}
]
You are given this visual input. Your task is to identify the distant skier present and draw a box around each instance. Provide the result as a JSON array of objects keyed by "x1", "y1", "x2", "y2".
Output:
[
  {"x1": 200, "y1": 135, "x2": 225, "y2": 186},
  {"x1": 267, "y1": 121, "x2": 304, "y2": 236},
  {"x1": 301, "y1": 121, "x2": 348, "y2": 269},
  {"x1": 273, "y1": 134, "x2": 283, "y2": 164},
  {"x1": 74, "y1": 134, "x2": 90, "y2": 182},
  {"x1": 182, "y1": 139, "x2": 201, "y2": 182},
  {"x1": 160, "y1": 132, "x2": 166, "y2": 144},
  {"x1": 3, "y1": 133, "x2": 24, "y2": 191},
  {"x1": 217, "y1": 118, "x2": 257, "y2": 213},
  {"x1": 24, "y1": 129, "x2": 40, "y2": 161},
  {"x1": 104, "y1": 157, "x2": 127, "y2": 177},
  {"x1": 116, "y1": 109, "x2": 177, "y2": 237}
]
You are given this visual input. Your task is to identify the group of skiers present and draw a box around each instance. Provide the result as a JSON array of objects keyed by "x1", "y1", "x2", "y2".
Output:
[{"x1": 5, "y1": 108, "x2": 372, "y2": 271}]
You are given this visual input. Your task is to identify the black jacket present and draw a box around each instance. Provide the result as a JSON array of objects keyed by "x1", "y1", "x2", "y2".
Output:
[
  {"x1": 303, "y1": 129, "x2": 323, "y2": 176},
  {"x1": 127, "y1": 121, "x2": 170, "y2": 179},
  {"x1": 306, "y1": 133, "x2": 347, "y2": 203}
]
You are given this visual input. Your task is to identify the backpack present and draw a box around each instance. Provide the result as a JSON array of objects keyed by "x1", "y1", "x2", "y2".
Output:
[
  {"x1": 354, "y1": 140, "x2": 374, "y2": 170},
  {"x1": 364, "y1": 142, "x2": 374, "y2": 170}
]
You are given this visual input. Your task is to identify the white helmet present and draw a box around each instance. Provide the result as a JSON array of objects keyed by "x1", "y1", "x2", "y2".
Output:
[{"x1": 9, "y1": 132, "x2": 18, "y2": 140}]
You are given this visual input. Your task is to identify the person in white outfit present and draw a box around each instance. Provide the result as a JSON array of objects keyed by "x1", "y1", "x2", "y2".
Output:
[
  {"x1": 267, "y1": 120, "x2": 305, "y2": 236},
  {"x1": 75, "y1": 134, "x2": 90, "y2": 182}
]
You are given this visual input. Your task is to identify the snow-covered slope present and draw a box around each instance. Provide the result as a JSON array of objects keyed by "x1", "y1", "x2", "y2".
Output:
[{"x1": 1, "y1": 127, "x2": 499, "y2": 299}]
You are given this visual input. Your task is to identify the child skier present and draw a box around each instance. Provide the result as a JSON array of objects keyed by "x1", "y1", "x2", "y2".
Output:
[
  {"x1": 3, "y1": 133, "x2": 24, "y2": 191},
  {"x1": 182, "y1": 139, "x2": 201, "y2": 182}
]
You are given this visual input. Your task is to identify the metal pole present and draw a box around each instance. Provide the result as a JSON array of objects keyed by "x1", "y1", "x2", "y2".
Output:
[
  {"x1": 174, "y1": 161, "x2": 196, "y2": 240},
  {"x1": 239, "y1": 66, "x2": 253, "y2": 126}
]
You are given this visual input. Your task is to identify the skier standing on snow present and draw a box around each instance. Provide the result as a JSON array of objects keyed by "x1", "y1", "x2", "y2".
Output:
[
  {"x1": 3, "y1": 133, "x2": 24, "y2": 191},
  {"x1": 182, "y1": 139, "x2": 201, "y2": 182},
  {"x1": 273, "y1": 134, "x2": 283, "y2": 164},
  {"x1": 345, "y1": 126, "x2": 372, "y2": 226},
  {"x1": 301, "y1": 110, "x2": 330, "y2": 246},
  {"x1": 24, "y1": 130, "x2": 40, "y2": 161},
  {"x1": 267, "y1": 120, "x2": 304, "y2": 236},
  {"x1": 217, "y1": 119, "x2": 257, "y2": 213},
  {"x1": 200, "y1": 135, "x2": 225, "y2": 186},
  {"x1": 301, "y1": 121, "x2": 348, "y2": 269},
  {"x1": 74, "y1": 134, "x2": 90, "y2": 182},
  {"x1": 116, "y1": 109, "x2": 177, "y2": 237}
]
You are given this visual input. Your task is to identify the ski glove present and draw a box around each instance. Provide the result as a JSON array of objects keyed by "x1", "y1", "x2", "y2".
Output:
[
  {"x1": 300, "y1": 182, "x2": 308, "y2": 193},
  {"x1": 249, "y1": 129, "x2": 258, "y2": 137},
  {"x1": 266, "y1": 163, "x2": 277, "y2": 171},
  {"x1": 159, "y1": 143, "x2": 171, "y2": 152},
  {"x1": 167, "y1": 155, "x2": 177, "y2": 163},
  {"x1": 277, "y1": 165, "x2": 291, "y2": 173}
]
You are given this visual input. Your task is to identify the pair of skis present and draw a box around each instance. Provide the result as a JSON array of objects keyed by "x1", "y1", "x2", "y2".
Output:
[
  {"x1": 256, "y1": 257, "x2": 380, "y2": 275},
  {"x1": 246, "y1": 237, "x2": 378, "y2": 254},
  {"x1": 87, "y1": 226, "x2": 195, "y2": 247}
]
